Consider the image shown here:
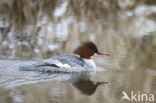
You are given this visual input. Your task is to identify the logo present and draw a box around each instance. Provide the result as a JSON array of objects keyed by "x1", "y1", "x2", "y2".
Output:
[{"x1": 121, "y1": 91, "x2": 155, "y2": 102}]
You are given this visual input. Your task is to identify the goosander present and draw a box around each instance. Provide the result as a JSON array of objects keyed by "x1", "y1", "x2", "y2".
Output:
[{"x1": 19, "y1": 41, "x2": 109, "y2": 72}]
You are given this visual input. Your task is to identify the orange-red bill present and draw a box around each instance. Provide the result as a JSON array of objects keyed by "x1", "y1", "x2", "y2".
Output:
[{"x1": 96, "y1": 52, "x2": 109, "y2": 56}]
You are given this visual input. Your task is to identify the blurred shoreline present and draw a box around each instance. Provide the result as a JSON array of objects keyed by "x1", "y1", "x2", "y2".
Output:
[{"x1": 0, "y1": 0, "x2": 156, "y2": 69}]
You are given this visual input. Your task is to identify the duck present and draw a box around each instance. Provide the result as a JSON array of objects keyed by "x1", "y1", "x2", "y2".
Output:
[{"x1": 19, "y1": 41, "x2": 109, "y2": 72}]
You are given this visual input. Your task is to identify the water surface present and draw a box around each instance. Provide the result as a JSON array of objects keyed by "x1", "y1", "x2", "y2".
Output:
[
  {"x1": 0, "y1": 0, "x2": 156, "y2": 103},
  {"x1": 0, "y1": 60, "x2": 155, "y2": 103}
]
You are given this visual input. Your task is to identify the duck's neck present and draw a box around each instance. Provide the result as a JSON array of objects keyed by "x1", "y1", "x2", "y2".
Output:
[{"x1": 82, "y1": 58, "x2": 96, "y2": 68}]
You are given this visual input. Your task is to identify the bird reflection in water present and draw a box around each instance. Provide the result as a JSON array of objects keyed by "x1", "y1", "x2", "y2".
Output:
[
  {"x1": 73, "y1": 78, "x2": 108, "y2": 95},
  {"x1": 53, "y1": 72, "x2": 109, "y2": 96},
  {"x1": 44, "y1": 71, "x2": 108, "y2": 95}
]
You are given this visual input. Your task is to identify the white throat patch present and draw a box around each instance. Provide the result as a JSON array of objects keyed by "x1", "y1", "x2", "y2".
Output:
[{"x1": 83, "y1": 59, "x2": 96, "y2": 68}]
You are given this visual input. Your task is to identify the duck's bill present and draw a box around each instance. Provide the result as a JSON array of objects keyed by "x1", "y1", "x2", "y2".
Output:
[{"x1": 96, "y1": 52, "x2": 109, "y2": 56}]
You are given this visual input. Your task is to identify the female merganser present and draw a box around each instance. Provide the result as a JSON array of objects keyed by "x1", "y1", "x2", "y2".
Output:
[{"x1": 19, "y1": 41, "x2": 109, "y2": 72}]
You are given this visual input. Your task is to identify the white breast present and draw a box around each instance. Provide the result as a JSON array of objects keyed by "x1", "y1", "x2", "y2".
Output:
[{"x1": 83, "y1": 59, "x2": 96, "y2": 68}]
